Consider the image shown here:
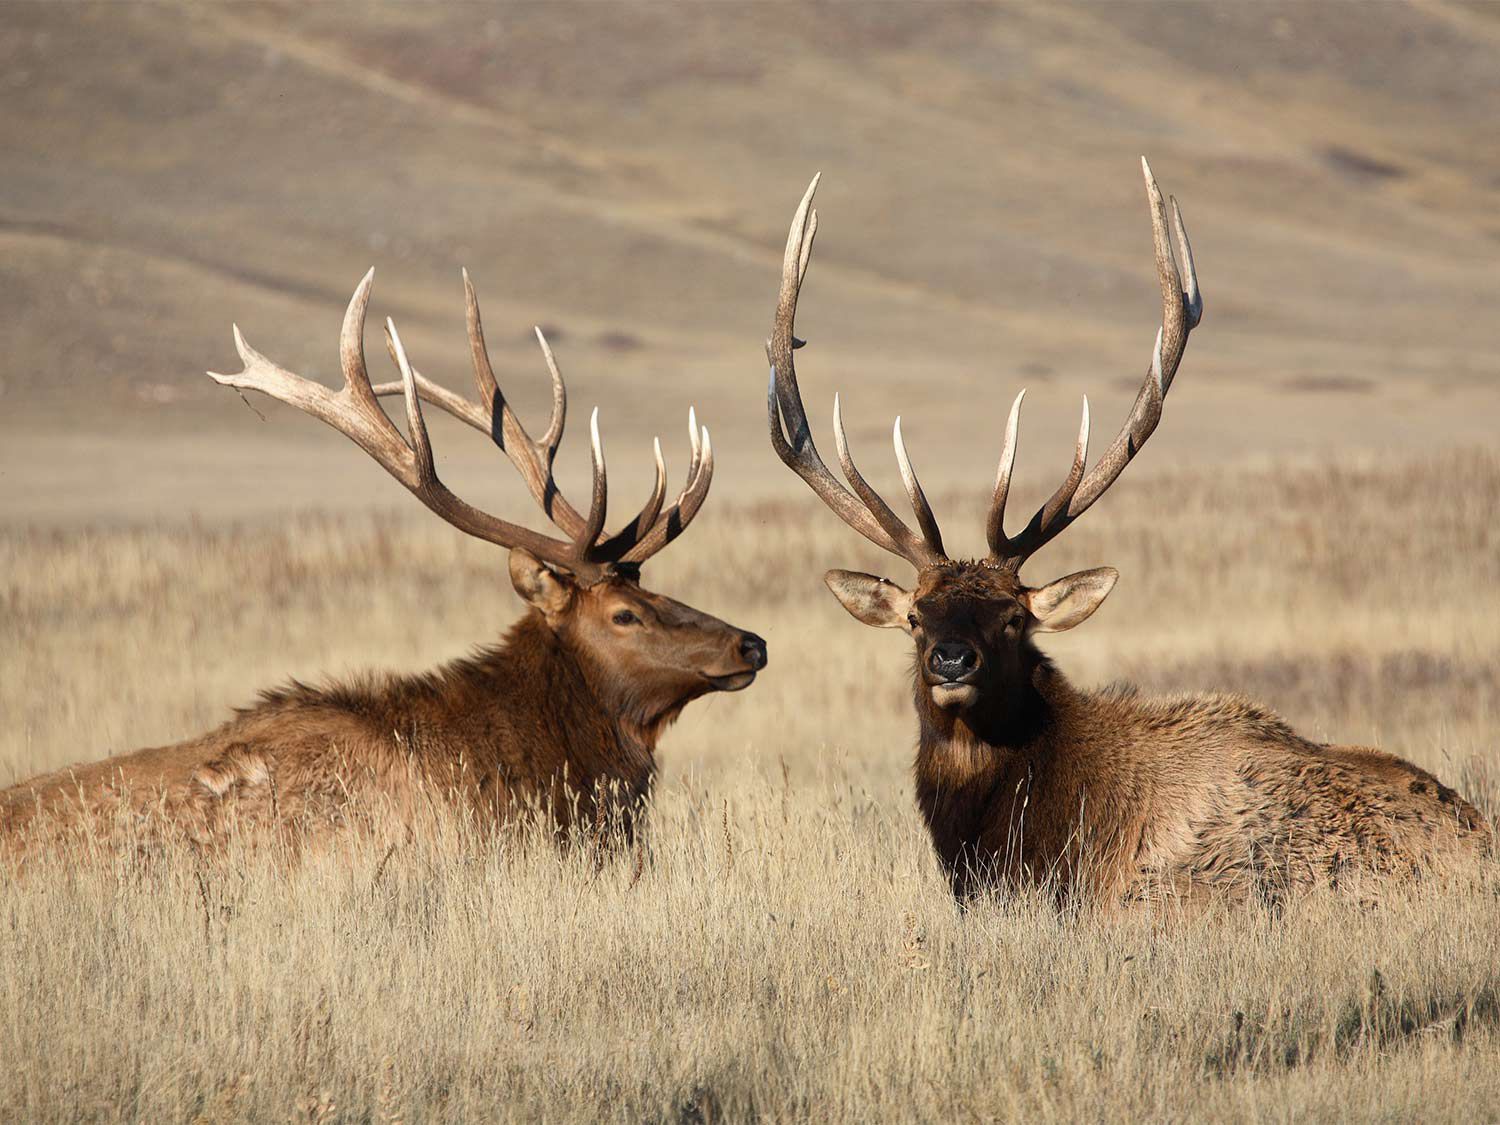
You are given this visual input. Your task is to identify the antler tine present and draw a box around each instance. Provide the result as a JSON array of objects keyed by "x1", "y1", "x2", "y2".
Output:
[
  {"x1": 892, "y1": 417, "x2": 946, "y2": 559},
  {"x1": 595, "y1": 437, "x2": 667, "y2": 559},
  {"x1": 385, "y1": 318, "x2": 434, "y2": 478},
  {"x1": 1172, "y1": 197, "x2": 1202, "y2": 332},
  {"x1": 831, "y1": 394, "x2": 933, "y2": 557},
  {"x1": 210, "y1": 271, "x2": 403, "y2": 465},
  {"x1": 339, "y1": 268, "x2": 382, "y2": 412},
  {"x1": 211, "y1": 272, "x2": 602, "y2": 579},
  {"x1": 990, "y1": 397, "x2": 1089, "y2": 568},
  {"x1": 684, "y1": 406, "x2": 702, "y2": 482},
  {"x1": 989, "y1": 158, "x2": 1202, "y2": 570},
  {"x1": 984, "y1": 390, "x2": 1026, "y2": 555},
  {"x1": 1037, "y1": 397, "x2": 1089, "y2": 531},
  {"x1": 465, "y1": 270, "x2": 580, "y2": 530},
  {"x1": 369, "y1": 273, "x2": 586, "y2": 535},
  {"x1": 1066, "y1": 158, "x2": 1202, "y2": 511},
  {"x1": 576, "y1": 408, "x2": 609, "y2": 557},
  {"x1": 462, "y1": 268, "x2": 501, "y2": 413},
  {"x1": 619, "y1": 422, "x2": 715, "y2": 564},
  {"x1": 1143, "y1": 157, "x2": 1189, "y2": 393},
  {"x1": 767, "y1": 176, "x2": 944, "y2": 568},
  {"x1": 532, "y1": 327, "x2": 568, "y2": 461},
  {"x1": 770, "y1": 173, "x2": 821, "y2": 441}
]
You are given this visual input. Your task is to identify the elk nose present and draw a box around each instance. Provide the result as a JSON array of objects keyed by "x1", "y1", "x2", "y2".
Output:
[
  {"x1": 928, "y1": 641, "x2": 978, "y2": 681},
  {"x1": 739, "y1": 632, "x2": 768, "y2": 670}
]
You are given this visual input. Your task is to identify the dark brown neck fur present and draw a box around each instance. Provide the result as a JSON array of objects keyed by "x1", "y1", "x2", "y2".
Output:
[{"x1": 912, "y1": 639, "x2": 1060, "y2": 900}]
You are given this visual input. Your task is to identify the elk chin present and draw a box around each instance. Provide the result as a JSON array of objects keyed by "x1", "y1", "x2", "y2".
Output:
[
  {"x1": 930, "y1": 682, "x2": 980, "y2": 709},
  {"x1": 705, "y1": 670, "x2": 758, "y2": 693}
]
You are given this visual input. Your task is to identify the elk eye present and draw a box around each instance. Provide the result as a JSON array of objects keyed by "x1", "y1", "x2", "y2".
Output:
[
  {"x1": 907, "y1": 613, "x2": 920, "y2": 630},
  {"x1": 612, "y1": 610, "x2": 640, "y2": 627}
]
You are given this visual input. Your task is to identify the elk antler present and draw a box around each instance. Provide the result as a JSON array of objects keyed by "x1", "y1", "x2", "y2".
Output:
[
  {"x1": 985, "y1": 157, "x2": 1202, "y2": 570},
  {"x1": 766, "y1": 175, "x2": 946, "y2": 569},
  {"x1": 209, "y1": 270, "x2": 712, "y2": 583},
  {"x1": 767, "y1": 159, "x2": 1201, "y2": 574}
]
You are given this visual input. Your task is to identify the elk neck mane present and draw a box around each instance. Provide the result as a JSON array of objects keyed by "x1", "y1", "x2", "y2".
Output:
[{"x1": 242, "y1": 610, "x2": 690, "y2": 770}]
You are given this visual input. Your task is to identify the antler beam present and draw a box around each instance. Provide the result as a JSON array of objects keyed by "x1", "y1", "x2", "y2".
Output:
[
  {"x1": 986, "y1": 157, "x2": 1202, "y2": 569},
  {"x1": 767, "y1": 159, "x2": 1202, "y2": 575},
  {"x1": 211, "y1": 270, "x2": 712, "y2": 581},
  {"x1": 766, "y1": 175, "x2": 946, "y2": 569}
]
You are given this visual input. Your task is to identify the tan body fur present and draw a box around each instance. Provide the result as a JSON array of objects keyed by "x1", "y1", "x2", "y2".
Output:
[
  {"x1": 914, "y1": 647, "x2": 1491, "y2": 908},
  {"x1": 3, "y1": 567, "x2": 766, "y2": 862}
]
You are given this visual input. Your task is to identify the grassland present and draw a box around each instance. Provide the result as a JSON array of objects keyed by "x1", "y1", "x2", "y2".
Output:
[{"x1": 3, "y1": 451, "x2": 1497, "y2": 1122}]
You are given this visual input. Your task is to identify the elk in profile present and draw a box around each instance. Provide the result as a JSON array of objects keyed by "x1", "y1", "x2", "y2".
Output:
[
  {"x1": 765, "y1": 163, "x2": 1490, "y2": 909},
  {"x1": 2, "y1": 270, "x2": 766, "y2": 860}
]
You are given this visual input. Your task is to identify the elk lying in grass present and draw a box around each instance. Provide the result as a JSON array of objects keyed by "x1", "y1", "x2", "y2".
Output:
[
  {"x1": 2, "y1": 270, "x2": 766, "y2": 861},
  {"x1": 766, "y1": 162, "x2": 1491, "y2": 910}
]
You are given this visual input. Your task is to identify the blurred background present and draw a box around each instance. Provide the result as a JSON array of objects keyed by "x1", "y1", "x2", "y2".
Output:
[{"x1": 3, "y1": 2, "x2": 1497, "y2": 537}]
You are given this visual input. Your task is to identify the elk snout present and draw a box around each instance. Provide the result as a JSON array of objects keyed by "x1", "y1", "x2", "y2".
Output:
[
  {"x1": 739, "y1": 631, "x2": 769, "y2": 671},
  {"x1": 702, "y1": 629, "x2": 767, "y2": 693},
  {"x1": 927, "y1": 640, "x2": 981, "y2": 709},
  {"x1": 928, "y1": 641, "x2": 979, "y2": 682}
]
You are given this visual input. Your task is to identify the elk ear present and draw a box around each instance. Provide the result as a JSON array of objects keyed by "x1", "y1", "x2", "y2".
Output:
[
  {"x1": 1023, "y1": 567, "x2": 1118, "y2": 633},
  {"x1": 824, "y1": 569, "x2": 913, "y2": 631},
  {"x1": 509, "y1": 549, "x2": 575, "y2": 620}
]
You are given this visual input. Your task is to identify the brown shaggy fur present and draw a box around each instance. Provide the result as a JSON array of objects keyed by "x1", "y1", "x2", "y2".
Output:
[
  {"x1": 1, "y1": 563, "x2": 765, "y2": 862},
  {"x1": 836, "y1": 560, "x2": 1491, "y2": 911}
]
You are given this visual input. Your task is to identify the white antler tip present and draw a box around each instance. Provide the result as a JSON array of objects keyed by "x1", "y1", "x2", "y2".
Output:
[
  {"x1": 892, "y1": 416, "x2": 911, "y2": 465},
  {"x1": 589, "y1": 407, "x2": 603, "y2": 457}
]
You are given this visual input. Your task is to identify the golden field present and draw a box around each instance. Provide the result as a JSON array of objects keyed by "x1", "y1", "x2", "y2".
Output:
[{"x1": 3, "y1": 452, "x2": 1497, "y2": 1122}]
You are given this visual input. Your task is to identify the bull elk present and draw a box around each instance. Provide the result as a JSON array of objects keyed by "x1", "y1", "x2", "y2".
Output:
[
  {"x1": 766, "y1": 163, "x2": 1491, "y2": 909},
  {"x1": 2, "y1": 270, "x2": 766, "y2": 860}
]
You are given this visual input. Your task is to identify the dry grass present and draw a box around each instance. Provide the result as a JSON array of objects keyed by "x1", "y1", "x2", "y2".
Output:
[{"x1": 3, "y1": 451, "x2": 1499, "y2": 1121}]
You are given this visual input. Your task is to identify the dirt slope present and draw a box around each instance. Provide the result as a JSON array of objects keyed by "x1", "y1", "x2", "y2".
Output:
[{"x1": 2, "y1": 2, "x2": 1497, "y2": 524}]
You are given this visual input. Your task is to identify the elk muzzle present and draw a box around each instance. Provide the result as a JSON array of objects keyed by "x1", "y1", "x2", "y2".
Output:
[
  {"x1": 926, "y1": 640, "x2": 981, "y2": 709},
  {"x1": 706, "y1": 630, "x2": 768, "y2": 692}
]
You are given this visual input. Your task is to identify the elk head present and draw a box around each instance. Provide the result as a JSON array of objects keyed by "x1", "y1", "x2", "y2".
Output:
[
  {"x1": 766, "y1": 162, "x2": 1201, "y2": 730},
  {"x1": 209, "y1": 269, "x2": 767, "y2": 723}
]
